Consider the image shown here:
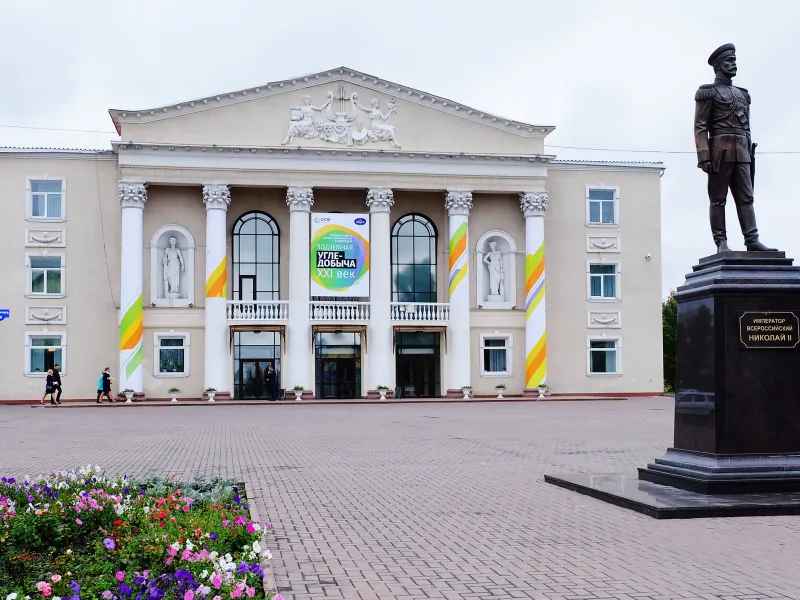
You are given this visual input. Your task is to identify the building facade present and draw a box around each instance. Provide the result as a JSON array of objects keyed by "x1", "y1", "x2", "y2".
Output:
[{"x1": 0, "y1": 68, "x2": 664, "y2": 401}]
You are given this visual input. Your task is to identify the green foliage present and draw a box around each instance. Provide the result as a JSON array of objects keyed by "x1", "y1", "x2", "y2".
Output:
[{"x1": 663, "y1": 290, "x2": 678, "y2": 392}]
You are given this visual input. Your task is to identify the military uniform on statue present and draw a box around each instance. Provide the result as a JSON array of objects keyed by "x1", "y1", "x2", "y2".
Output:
[{"x1": 694, "y1": 43, "x2": 775, "y2": 252}]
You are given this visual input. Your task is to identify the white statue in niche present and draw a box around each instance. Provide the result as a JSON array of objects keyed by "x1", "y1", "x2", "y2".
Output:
[
  {"x1": 483, "y1": 240, "x2": 505, "y2": 301},
  {"x1": 162, "y1": 236, "x2": 185, "y2": 298}
]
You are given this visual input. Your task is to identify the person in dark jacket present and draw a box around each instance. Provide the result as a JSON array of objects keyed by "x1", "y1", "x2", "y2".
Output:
[
  {"x1": 96, "y1": 367, "x2": 115, "y2": 404},
  {"x1": 264, "y1": 364, "x2": 277, "y2": 400},
  {"x1": 40, "y1": 369, "x2": 56, "y2": 406},
  {"x1": 52, "y1": 364, "x2": 63, "y2": 405}
]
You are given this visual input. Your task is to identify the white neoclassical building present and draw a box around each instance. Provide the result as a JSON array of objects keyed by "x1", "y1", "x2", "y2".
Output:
[{"x1": 0, "y1": 67, "x2": 664, "y2": 401}]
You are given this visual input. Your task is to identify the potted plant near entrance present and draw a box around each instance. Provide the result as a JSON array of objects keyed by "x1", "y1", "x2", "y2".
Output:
[
  {"x1": 495, "y1": 384, "x2": 506, "y2": 399},
  {"x1": 292, "y1": 385, "x2": 305, "y2": 401},
  {"x1": 461, "y1": 385, "x2": 472, "y2": 400},
  {"x1": 537, "y1": 383, "x2": 551, "y2": 399},
  {"x1": 168, "y1": 387, "x2": 181, "y2": 403},
  {"x1": 122, "y1": 388, "x2": 135, "y2": 403},
  {"x1": 204, "y1": 387, "x2": 217, "y2": 402},
  {"x1": 377, "y1": 385, "x2": 390, "y2": 401}
]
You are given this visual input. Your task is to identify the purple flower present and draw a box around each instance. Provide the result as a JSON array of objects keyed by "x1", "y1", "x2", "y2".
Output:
[
  {"x1": 250, "y1": 563, "x2": 264, "y2": 579},
  {"x1": 243, "y1": 504, "x2": 249, "y2": 510},
  {"x1": 233, "y1": 495, "x2": 241, "y2": 504},
  {"x1": 71, "y1": 581, "x2": 81, "y2": 595},
  {"x1": 53, "y1": 492, "x2": 59, "y2": 499},
  {"x1": 27, "y1": 495, "x2": 34, "y2": 502},
  {"x1": 225, "y1": 504, "x2": 231, "y2": 510},
  {"x1": 237, "y1": 561, "x2": 249, "y2": 574},
  {"x1": 139, "y1": 490, "x2": 146, "y2": 496},
  {"x1": 123, "y1": 487, "x2": 130, "y2": 495},
  {"x1": 44, "y1": 486, "x2": 51, "y2": 494},
  {"x1": 233, "y1": 486, "x2": 239, "y2": 493},
  {"x1": 8, "y1": 477, "x2": 14, "y2": 484},
  {"x1": 209, "y1": 532, "x2": 218, "y2": 541},
  {"x1": 104, "y1": 537, "x2": 116, "y2": 550},
  {"x1": 119, "y1": 584, "x2": 133, "y2": 597}
]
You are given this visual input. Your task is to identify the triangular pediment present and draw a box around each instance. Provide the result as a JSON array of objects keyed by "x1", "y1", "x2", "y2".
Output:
[{"x1": 110, "y1": 67, "x2": 553, "y2": 155}]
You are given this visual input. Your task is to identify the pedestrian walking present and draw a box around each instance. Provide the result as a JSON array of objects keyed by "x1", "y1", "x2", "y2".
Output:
[
  {"x1": 96, "y1": 367, "x2": 115, "y2": 404},
  {"x1": 52, "y1": 364, "x2": 63, "y2": 405},
  {"x1": 40, "y1": 369, "x2": 56, "y2": 406}
]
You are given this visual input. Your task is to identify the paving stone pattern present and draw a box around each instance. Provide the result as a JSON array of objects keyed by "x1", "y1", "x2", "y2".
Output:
[{"x1": 1, "y1": 398, "x2": 799, "y2": 600}]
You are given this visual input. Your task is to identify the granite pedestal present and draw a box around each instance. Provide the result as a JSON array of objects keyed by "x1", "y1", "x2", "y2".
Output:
[{"x1": 547, "y1": 252, "x2": 800, "y2": 516}]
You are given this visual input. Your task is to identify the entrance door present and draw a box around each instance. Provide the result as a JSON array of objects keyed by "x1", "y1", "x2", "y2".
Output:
[
  {"x1": 395, "y1": 332, "x2": 441, "y2": 398},
  {"x1": 240, "y1": 359, "x2": 277, "y2": 399},
  {"x1": 320, "y1": 357, "x2": 357, "y2": 399}
]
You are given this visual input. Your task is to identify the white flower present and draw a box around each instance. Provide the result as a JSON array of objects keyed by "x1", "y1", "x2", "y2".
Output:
[
  {"x1": 66, "y1": 549, "x2": 72, "y2": 554},
  {"x1": 185, "y1": 539, "x2": 195, "y2": 551},
  {"x1": 247, "y1": 552, "x2": 256, "y2": 561},
  {"x1": 209, "y1": 551, "x2": 218, "y2": 561},
  {"x1": 7, "y1": 593, "x2": 19, "y2": 600},
  {"x1": 171, "y1": 542, "x2": 181, "y2": 551},
  {"x1": 143, "y1": 506, "x2": 150, "y2": 513},
  {"x1": 252, "y1": 541, "x2": 262, "y2": 554},
  {"x1": 253, "y1": 523, "x2": 262, "y2": 531},
  {"x1": 200, "y1": 570, "x2": 209, "y2": 579},
  {"x1": 262, "y1": 549, "x2": 273, "y2": 560},
  {"x1": 54, "y1": 596, "x2": 61, "y2": 600},
  {"x1": 224, "y1": 553, "x2": 232, "y2": 562},
  {"x1": 115, "y1": 503, "x2": 125, "y2": 515}
]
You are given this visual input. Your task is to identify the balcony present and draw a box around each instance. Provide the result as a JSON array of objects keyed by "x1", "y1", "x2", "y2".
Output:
[
  {"x1": 310, "y1": 301, "x2": 371, "y2": 323},
  {"x1": 390, "y1": 302, "x2": 450, "y2": 324},
  {"x1": 226, "y1": 300, "x2": 289, "y2": 322}
]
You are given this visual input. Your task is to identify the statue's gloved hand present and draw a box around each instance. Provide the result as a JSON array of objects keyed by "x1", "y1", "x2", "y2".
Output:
[{"x1": 699, "y1": 161, "x2": 713, "y2": 174}]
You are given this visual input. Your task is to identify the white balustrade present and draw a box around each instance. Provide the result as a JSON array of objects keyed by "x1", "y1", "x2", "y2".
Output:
[
  {"x1": 310, "y1": 301, "x2": 371, "y2": 322},
  {"x1": 226, "y1": 300, "x2": 289, "y2": 321},
  {"x1": 390, "y1": 302, "x2": 450, "y2": 322}
]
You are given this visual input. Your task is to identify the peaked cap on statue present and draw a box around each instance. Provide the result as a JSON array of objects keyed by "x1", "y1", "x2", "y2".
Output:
[{"x1": 708, "y1": 43, "x2": 736, "y2": 66}]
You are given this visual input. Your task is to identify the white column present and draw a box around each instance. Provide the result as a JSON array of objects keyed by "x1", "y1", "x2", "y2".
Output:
[
  {"x1": 445, "y1": 190, "x2": 473, "y2": 395},
  {"x1": 203, "y1": 184, "x2": 232, "y2": 397},
  {"x1": 520, "y1": 192, "x2": 548, "y2": 393},
  {"x1": 286, "y1": 187, "x2": 314, "y2": 393},
  {"x1": 366, "y1": 188, "x2": 394, "y2": 396},
  {"x1": 118, "y1": 181, "x2": 147, "y2": 396}
]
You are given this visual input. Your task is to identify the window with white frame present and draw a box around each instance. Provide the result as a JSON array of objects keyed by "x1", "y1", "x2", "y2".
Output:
[
  {"x1": 588, "y1": 338, "x2": 620, "y2": 374},
  {"x1": 589, "y1": 263, "x2": 618, "y2": 299},
  {"x1": 26, "y1": 333, "x2": 65, "y2": 375},
  {"x1": 154, "y1": 332, "x2": 190, "y2": 376},
  {"x1": 587, "y1": 188, "x2": 617, "y2": 225},
  {"x1": 480, "y1": 333, "x2": 512, "y2": 376},
  {"x1": 28, "y1": 255, "x2": 63, "y2": 295},
  {"x1": 29, "y1": 179, "x2": 64, "y2": 220}
]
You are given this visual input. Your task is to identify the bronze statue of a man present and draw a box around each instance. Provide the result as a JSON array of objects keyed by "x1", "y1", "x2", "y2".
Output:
[{"x1": 694, "y1": 43, "x2": 775, "y2": 252}]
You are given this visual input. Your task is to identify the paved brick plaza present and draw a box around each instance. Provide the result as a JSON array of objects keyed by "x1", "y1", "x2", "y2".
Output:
[{"x1": 1, "y1": 398, "x2": 799, "y2": 600}]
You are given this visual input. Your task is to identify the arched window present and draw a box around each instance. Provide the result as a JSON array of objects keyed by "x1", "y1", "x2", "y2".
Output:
[
  {"x1": 391, "y1": 213, "x2": 437, "y2": 303},
  {"x1": 232, "y1": 212, "x2": 280, "y2": 300}
]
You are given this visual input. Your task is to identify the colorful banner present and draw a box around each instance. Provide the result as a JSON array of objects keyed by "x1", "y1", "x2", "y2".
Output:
[
  {"x1": 310, "y1": 213, "x2": 370, "y2": 297},
  {"x1": 525, "y1": 241, "x2": 547, "y2": 388}
]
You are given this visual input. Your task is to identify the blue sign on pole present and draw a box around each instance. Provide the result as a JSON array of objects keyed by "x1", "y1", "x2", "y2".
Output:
[{"x1": 0, "y1": 310, "x2": 9, "y2": 322}]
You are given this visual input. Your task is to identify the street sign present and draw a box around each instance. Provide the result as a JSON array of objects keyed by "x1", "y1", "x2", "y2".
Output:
[{"x1": 0, "y1": 309, "x2": 8, "y2": 322}]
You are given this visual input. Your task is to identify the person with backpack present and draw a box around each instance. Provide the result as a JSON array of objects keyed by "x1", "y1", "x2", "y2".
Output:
[{"x1": 96, "y1": 368, "x2": 115, "y2": 404}]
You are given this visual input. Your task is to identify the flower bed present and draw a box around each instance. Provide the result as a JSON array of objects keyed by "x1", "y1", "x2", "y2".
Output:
[{"x1": 0, "y1": 467, "x2": 280, "y2": 600}]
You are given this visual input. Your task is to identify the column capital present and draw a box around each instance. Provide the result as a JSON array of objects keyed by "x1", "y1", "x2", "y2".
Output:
[
  {"x1": 366, "y1": 188, "x2": 394, "y2": 213},
  {"x1": 445, "y1": 190, "x2": 473, "y2": 216},
  {"x1": 286, "y1": 187, "x2": 314, "y2": 212},
  {"x1": 520, "y1": 191, "x2": 548, "y2": 218},
  {"x1": 119, "y1": 181, "x2": 147, "y2": 209},
  {"x1": 203, "y1": 184, "x2": 231, "y2": 211}
]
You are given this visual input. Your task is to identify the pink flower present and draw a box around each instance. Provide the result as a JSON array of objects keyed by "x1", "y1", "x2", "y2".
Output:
[
  {"x1": 245, "y1": 587, "x2": 255, "y2": 598},
  {"x1": 213, "y1": 597, "x2": 221, "y2": 600},
  {"x1": 231, "y1": 589, "x2": 242, "y2": 599},
  {"x1": 36, "y1": 582, "x2": 48, "y2": 592},
  {"x1": 181, "y1": 549, "x2": 192, "y2": 560},
  {"x1": 222, "y1": 520, "x2": 229, "y2": 528},
  {"x1": 165, "y1": 556, "x2": 173, "y2": 565},
  {"x1": 102, "y1": 592, "x2": 114, "y2": 600},
  {"x1": 212, "y1": 574, "x2": 222, "y2": 589},
  {"x1": 274, "y1": 596, "x2": 284, "y2": 600},
  {"x1": 75, "y1": 518, "x2": 83, "y2": 525},
  {"x1": 184, "y1": 591, "x2": 194, "y2": 600},
  {"x1": 51, "y1": 574, "x2": 62, "y2": 583},
  {"x1": 115, "y1": 571, "x2": 125, "y2": 582},
  {"x1": 183, "y1": 505, "x2": 190, "y2": 513},
  {"x1": 246, "y1": 523, "x2": 255, "y2": 533}
]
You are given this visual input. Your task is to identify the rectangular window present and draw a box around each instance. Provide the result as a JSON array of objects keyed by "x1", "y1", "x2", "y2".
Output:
[
  {"x1": 30, "y1": 256, "x2": 63, "y2": 295},
  {"x1": 588, "y1": 188, "x2": 616, "y2": 225},
  {"x1": 154, "y1": 332, "x2": 190, "y2": 377},
  {"x1": 480, "y1": 334, "x2": 512, "y2": 376},
  {"x1": 159, "y1": 338, "x2": 186, "y2": 374},
  {"x1": 28, "y1": 334, "x2": 64, "y2": 375},
  {"x1": 30, "y1": 180, "x2": 64, "y2": 219},
  {"x1": 589, "y1": 264, "x2": 618, "y2": 299},
  {"x1": 589, "y1": 340, "x2": 619, "y2": 374}
]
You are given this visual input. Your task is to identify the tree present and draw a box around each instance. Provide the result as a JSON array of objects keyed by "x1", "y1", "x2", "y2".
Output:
[{"x1": 662, "y1": 290, "x2": 677, "y2": 392}]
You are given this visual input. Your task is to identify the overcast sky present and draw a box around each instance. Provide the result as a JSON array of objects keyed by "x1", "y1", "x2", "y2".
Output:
[{"x1": 2, "y1": 0, "x2": 798, "y2": 295}]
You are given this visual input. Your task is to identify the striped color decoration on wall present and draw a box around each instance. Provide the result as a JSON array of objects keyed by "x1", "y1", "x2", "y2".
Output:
[
  {"x1": 525, "y1": 243, "x2": 547, "y2": 388},
  {"x1": 448, "y1": 221, "x2": 468, "y2": 297},
  {"x1": 119, "y1": 293, "x2": 143, "y2": 379},
  {"x1": 205, "y1": 257, "x2": 227, "y2": 298}
]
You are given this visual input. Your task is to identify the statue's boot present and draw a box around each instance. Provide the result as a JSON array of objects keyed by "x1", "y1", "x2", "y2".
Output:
[
  {"x1": 710, "y1": 205, "x2": 729, "y2": 253},
  {"x1": 737, "y1": 204, "x2": 777, "y2": 252}
]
